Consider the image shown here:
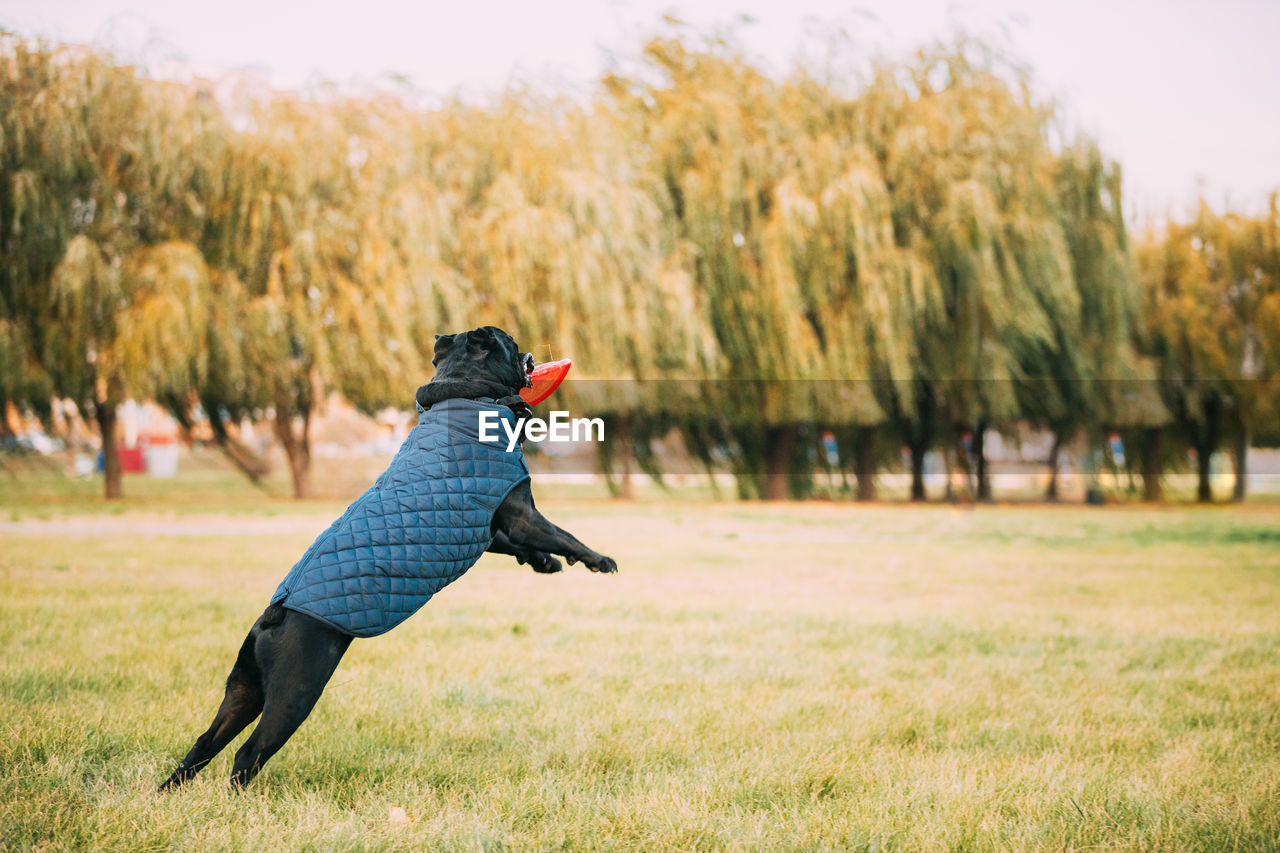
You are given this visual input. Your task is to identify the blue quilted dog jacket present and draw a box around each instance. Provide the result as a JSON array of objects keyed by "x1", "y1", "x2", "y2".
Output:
[{"x1": 271, "y1": 397, "x2": 529, "y2": 637}]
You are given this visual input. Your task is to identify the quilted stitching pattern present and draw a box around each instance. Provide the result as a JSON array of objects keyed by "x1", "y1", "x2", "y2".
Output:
[{"x1": 271, "y1": 398, "x2": 529, "y2": 637}]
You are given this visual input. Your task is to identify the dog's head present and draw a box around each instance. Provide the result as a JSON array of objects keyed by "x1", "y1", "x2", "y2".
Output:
[{"x1": 430, "y1": 326, "x2": 534, "y2": 393}]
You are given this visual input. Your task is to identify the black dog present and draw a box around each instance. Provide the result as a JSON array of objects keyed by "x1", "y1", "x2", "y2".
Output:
[{"x1": 160, "y1": 327, "x2": 616, "y2": 789}]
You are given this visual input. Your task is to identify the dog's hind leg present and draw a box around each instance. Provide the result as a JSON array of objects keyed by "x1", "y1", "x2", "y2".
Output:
[
  {"x1": 228, "y1": 609, "x2": 351, "y2": 788},
  {"x1": 158, "y1": 609, "x2": 275, "y2": 791}
]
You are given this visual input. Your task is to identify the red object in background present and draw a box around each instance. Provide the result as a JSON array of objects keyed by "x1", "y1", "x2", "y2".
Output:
[
  {"x1": 117, "y1": 447, "x2": 145, "y2": 472},
  {"x1": 519, "y1": 359, "x2": 572, "y2": 406}
]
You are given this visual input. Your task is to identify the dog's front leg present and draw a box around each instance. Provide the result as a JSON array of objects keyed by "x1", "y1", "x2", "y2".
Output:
[
  {"x1": 487, "y1": 529, "x2": 563, "y2": 574},
  {"x1": 492, "y1": 481, "x2": 617, "y2": 573}
]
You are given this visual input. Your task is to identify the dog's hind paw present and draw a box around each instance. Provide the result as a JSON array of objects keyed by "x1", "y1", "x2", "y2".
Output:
[{"x1": 158, "y1": 769, "x2": 190, "y2": 792}]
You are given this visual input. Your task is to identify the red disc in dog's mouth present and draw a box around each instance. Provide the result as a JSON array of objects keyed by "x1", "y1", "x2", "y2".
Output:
[{"x1": 519, "y1": 359, "x2": 572, "y2": 406}]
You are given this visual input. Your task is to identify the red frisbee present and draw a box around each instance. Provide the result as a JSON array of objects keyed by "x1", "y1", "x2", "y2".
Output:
[{"x1": 519, "y1": 358, "x2": 572, "y2": 406}]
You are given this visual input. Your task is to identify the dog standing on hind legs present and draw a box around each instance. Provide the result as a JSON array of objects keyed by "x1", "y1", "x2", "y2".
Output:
[
  {"x1": 160, "y1": 602, "x2": 351, "y2": 789},
  {"x1": 159, "y1": 327, "x2": 616, "y2": 790}
]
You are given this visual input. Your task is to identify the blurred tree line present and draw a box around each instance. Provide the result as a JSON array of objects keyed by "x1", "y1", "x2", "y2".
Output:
[{"x1": 2, "y1": 32, "x2": 1277, "y2": 501}]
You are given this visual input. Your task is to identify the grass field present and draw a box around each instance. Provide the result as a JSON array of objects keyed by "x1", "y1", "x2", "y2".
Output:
[{"x1": 2, "y1": 487, "x2": 1279, "y2": 850}]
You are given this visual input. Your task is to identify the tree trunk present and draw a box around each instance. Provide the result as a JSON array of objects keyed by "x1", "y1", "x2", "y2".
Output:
[
  {"x1": 943, "y1": 443, "x2": 956, "y2": 503},
  {"x1": 615, "y1": 414, "x2": 634, "y2": 500},
  {"x1": 1232, "y1": 426, "x2": 1249, "y2": 503},
  {"x1": 1193, "y1": 393, "x2": 1224, "y2": 504},
  {"x1": 274, "y1": 404, "x2": 312, "y2": 499},
  {"x1": 204, "y1": 401, "x2": 272, "y2": 485},
  {"x1": 764, "y1": 424, "x2": 795, "y2": 501},
  {"x1": 854, "y1": 426, "x2": 876, "y2": 502},
  {"x1": 0, "y1": 398, "x2": 15, "y2": 439},
  {"x1": 1141, "y1": 427, "x2": 1163, "y2": 502},
  {"x1": 217, "y1": 430, "x2": 272, "y2": 485},
  {"x1": 1044, "y1": 431, "x2": 1064, "y2": 502},
  {"x1": 901, "y1": 381, "x2": 936, "y2": 503},
  {"x1": 165, "y1": 393, "x2": 271, "y2": 485},
  {"x1": 1196, "y1": 443, "x2": 1213, "y2": 503},
  {"x1": 975, "y1": 422, "x2": 992, "y2": 503},
  {"x1": 95, "y1": 400, "x2": 123, "y2": 500},
  {"x1": 909, "y1": 441, "x2": 927, "y2": 502}
]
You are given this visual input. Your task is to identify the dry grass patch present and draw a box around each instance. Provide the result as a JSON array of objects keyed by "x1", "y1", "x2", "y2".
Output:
[{"x1": 2, "y1": 503, "x2": 1278, "y2": 850}]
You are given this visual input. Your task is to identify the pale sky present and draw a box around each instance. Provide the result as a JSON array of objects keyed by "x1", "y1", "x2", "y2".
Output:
[{"x1": 4, "y1": 0, "x2": 1278, "y2": 219}]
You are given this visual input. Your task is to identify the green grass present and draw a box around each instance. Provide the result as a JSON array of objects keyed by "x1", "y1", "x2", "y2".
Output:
[{"x1": 2, "y1": 499, "x2": 1279, "y2": 850}]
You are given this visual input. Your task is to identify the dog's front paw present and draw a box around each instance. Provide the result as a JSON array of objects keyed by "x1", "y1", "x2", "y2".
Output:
[
  {"x1": 532, "y1": 554, "x2": 563, "y2": 574},
  {"x1": 586, "y1": 554, "x2": 618, "y2": 574}
]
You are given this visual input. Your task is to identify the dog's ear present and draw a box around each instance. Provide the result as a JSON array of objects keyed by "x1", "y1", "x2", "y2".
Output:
[
  {"x1": 431, "y1": 333, "x2": 456, "y2": 367},
  {"x1": 466, "y1": 327, "x2": 498, "y2": 352}
]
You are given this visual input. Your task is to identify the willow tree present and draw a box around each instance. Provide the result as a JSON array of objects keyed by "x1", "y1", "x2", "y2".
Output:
[
  {"x1": 1256, "y1": 194, "x2": 1280, "y2": 479},
  {"x1": 1032, "y1": 140, "x2": 1165, "y2": 500},
  {"x1": 0, "y1": 38, "x2": 83, "y2": 438},
  {"x1": 778, "y1": 73, "x2": 926, "y2": 500},
  {"x1": 402, "y1": 92, "x2": 718, "y2": 497},
  {"x1": 361, "y1": 100, "x2": 476, "y2": 350},
  {"x1": 1, "y1": 39, "x2": 210, "y2": 497},
  {"x1": 1216, "y1": 196, "x2": 1280, "y2": 500},
  {"x1": 1138, "y1": 198, "x2": 1279, "y2": 502},
  {"x1": 185, "y1": 91, "x2": 424, "y2": 497},
  {"x1": 605, "y1": 35, "x2": 911, "y2": 499},
  {"x1": 46, "y1": 239, "x2": 210, "y2": 496},
  {"x1": 545, "y1": 101, "x2": 718, "y2": 497},
  {"x1": 859, "y1": 43, "x2": 1078, "y2": 501},
  {"x1": 0, "y1": 319, "x2": 51, "y2": 436}
]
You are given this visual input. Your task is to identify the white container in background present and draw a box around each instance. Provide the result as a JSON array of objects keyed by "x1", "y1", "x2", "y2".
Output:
[
  {"x1": 145, "y1": 440, "x2": 179, "y2": 478},
  {"x1": 73, "y1": 453, "x2": 94, "y2": 479}
]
